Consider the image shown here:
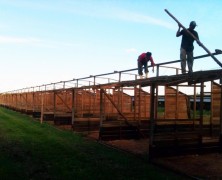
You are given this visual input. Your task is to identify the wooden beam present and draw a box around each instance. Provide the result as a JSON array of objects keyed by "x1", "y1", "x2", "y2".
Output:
[
  {"x1": 101, "y1": 89, "x2": 130, "y2": 126},
  {"x1": 55, "y1": 93, "x2": 72, "y2": 112}
]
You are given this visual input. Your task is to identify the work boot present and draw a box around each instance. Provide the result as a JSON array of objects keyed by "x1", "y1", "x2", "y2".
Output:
[
  {"x1": 139, "y1": 75, "x2": 143, "y2": 79},
  {"x1": 145, "y1": 73, "x2": 148, "y2": 78}
]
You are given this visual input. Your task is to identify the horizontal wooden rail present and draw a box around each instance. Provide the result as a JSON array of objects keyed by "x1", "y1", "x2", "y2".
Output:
[{"x1": 1, "y1": 52, "x2": 221, "y2": 94}]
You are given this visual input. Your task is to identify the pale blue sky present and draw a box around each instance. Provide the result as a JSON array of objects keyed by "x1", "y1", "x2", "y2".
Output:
[{"x1": 0, "y1": 0, "x2": 222, "y2": 92}]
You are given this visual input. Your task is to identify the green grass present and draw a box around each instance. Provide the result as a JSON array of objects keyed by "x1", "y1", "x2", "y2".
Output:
[{"x1": 0, "y1": 107, "x2": 189, "y2": 180}]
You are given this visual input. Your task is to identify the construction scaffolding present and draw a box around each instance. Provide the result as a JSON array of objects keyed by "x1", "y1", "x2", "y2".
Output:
[{"x1": 0, "y1": 52, "x2": 222, "y2": 158}]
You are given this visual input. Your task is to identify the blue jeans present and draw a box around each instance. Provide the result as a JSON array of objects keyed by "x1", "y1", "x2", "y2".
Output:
[
  {"x1": 180, "y1": 48, "x2": 193, "y2": 73},
  {"x1": 138, "y1": 61, "x2": 148, "y2": 75}
]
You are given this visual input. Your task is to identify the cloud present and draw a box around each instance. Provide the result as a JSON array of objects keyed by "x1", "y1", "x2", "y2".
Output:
[
  {"x1": 69, "y1": 5, "x2": 175, "y2": 30},
  {"x1": 115, "y1": 11, "x2": 174, "y2": 30},
  {"x1": 0, "y1": 35, "x2": 80, "y2": 49},
  {"x1": 1, "y1": 1, "x2": 174, "y2": 30},
  {"x1": 0, "y1": 35, "x2": 41, "y2": 44},
  {"x1": 63, "y1": 3, "x2": 174, "y2": 30}
]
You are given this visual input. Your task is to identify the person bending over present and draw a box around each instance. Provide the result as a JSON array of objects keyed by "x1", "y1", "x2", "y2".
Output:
[{"x1": 137, "y1": 52, "x2": 155, "y2": 79}]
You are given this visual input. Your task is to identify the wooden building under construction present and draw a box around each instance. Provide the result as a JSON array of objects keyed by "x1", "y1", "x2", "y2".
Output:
[{"x1": 0, "y1": 52, "x2": 222, "y2": 158}]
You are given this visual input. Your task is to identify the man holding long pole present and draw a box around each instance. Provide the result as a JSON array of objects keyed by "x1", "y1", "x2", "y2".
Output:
[
  {"x1": 165, "y1": 9, "x2": 222, "y2": 68},
  {"x1": 176, "y1": 21, "x2": 199, "y2": 74}
]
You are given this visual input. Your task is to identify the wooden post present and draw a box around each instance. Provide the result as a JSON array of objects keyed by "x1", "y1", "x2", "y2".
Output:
[
  {"x1": 25, "y1": 92, "x2": 28, "y2": 113},
  {"x1": 138, "y1": 85, "x2": 141, "y2": 124},
  {"x1": 210, "y1": 81, "x2": 213, "y2": 136},
  {"x1": 149, "y1": 83, "x2": 156, "y2": 160},
  {"x1": 53, "y1": 90, "x2": 56, "y2": 121},
  {"x1": 155, "y1": 65, "x2": 159, "y2": 120},
  {"x1": 15, "y1": 93, "x2": 18, "y2": 111},
  {"x1": 176, "y1": 86, "x2": 179, "y2": 119},
  {"x1": 220, "y1": 83, "x2": 222, "y2": 150},
  {"x1": 99, "y1": 89, "x2": 104, "y2": 140},
  {"x1": 176, "y1": 68, "x2": 179, "y2": 119},
  {"x1": 40, "y1": 92, "x2": 44, "y2": 124},
  {"x1": 71, "y1": 88, "x2": 75, "y2": 126},
  {"x1": 193, "y1": 84, "x2": 197, "y2": 128},
  {"x1": 199, "y1": 82, "x2": 204, "y2": 147},
  {"x1": 32, "y1": 87, "x2": 35, "y2": 113},
  {"x1": 81, "y1": 90, "x2": 83, "y2": 117},
  {"x1": 134, "y1": 85, "x2": 137, "y2": 121},
  {"x1": 93, "y1": 76, "x2": 96, "y2": 115},
  {"x1": 118, "y1": 72, "x2": 122, "y2": 119}
]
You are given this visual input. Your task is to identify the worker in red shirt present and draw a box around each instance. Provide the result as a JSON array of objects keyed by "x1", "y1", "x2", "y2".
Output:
[{"x1": 137, "y1": 52, "x2": 155, "y2": 79}]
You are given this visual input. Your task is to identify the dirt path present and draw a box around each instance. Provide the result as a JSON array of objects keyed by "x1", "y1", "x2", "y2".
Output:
[
  {"x1": 104, "y1": 139, "x2": 222, "y2": 179},
  {"x1": 154, "y1": 153, "x2": 222, "y2": 179}
]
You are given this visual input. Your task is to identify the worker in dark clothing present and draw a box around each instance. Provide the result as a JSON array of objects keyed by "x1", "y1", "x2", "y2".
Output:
[
  {"x1": 176, "y1": 21, "x2": 199, "y2": 74},
  {"x1": 137, "y1": 52, "x2": 155, "y2": 79}
]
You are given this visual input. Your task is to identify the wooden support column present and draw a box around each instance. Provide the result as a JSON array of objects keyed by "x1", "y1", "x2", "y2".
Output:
[
  {"x1": 40, "y1": 92, "x2": 44, "y2": 124},
  {"x1": 134, "y1": 86, "x2": 137, "y2": 120},
  {"x1": 16, "y1": 94, "x2": 18, "y2": 111},
  {"x1": 193, "y1": 84, "x2": 197, "y2": 128},
  {"x1": 118, "y1": 72, "x2": 122, "y2": 118},
  {"x1": 120, "y1": 87, "x2": 123, "y2": 113},
  {"x1": 81, "y1": 90, "x2": 83, "y2": 117},
  {"x1": 176, "y1": 68, "x2": 179, "y2": 119},
  {"x1": 71, "y1": 88, "x2": 76, "y2": 126},
  {"x1": 53, "y1": 90, "x2": 56, "y2": 120},
  {"x1": 155, "y1": 87, "x2": 158, "y2": 120},
  {"x1": 93, "y1": 76, "x2": 96, "y2": 115},
  {"x1": 32, "y1": 88, "x2": 35, "y2": 113},
  {"x1": 41, "y1": 86, "x2": 47, "y2": 124},
  {"x1": 199, "y1": 81, "x2": 204, "y2": 147},
  {"x1": 210, "y1": 81, "x2": 213, "y2": 136},
  {"x1": 25, "y1": 93, "x2": 28, "y2": 113},
  {"x1": 176, "y1": 85, "x2": 179, "y2": 119},
  {"x1": 149, "y1": 83, "x2": 156, "y2": 160},
  {"x1": 138, "y1": 85, "x2": 141, "y2": 124},
  {"x1": 19, "y1": 93, "x2": 22, "y2": 110},
  {"x1": 89, "y1": 89, "x2": 92, "y2": 115},
  {"x1": 155, "y1": 65, "x2": 159, "y2": 120},
  {"x1": 99, "y1": 89, "x2": 105, "y2": 140},
  {"x1": 219, "y1": 82, "x2": 222, "y2": 150}
]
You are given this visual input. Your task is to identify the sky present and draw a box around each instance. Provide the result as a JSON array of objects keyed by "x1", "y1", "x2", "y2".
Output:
[{"x1": 0, "y1": 0, "x2": 222, "y2": 92}]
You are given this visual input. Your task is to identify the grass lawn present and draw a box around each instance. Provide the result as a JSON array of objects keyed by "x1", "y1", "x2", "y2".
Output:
[{"x1": 0, "y1": 107, "x2": 189, "y2": 180}]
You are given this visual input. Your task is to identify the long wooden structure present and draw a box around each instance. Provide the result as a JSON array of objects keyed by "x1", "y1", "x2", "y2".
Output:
[{"x1": 0, "y1": 52, "x2": 222, "y2": 158}]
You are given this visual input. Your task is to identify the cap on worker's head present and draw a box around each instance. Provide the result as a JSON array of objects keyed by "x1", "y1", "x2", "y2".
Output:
[
  {"x1": 190, "y1": 21, "x2": 197, "y2": 27},
  {"x1": 146, "y1": 52, "x2": 152, "y2": 58}
]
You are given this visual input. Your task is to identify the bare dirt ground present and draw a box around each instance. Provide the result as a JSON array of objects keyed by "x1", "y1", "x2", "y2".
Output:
[
  {"x1": 51, "y1": 125, "x2": 222, "y2": 179},
  {"x1": 154, "y1": 153, "x2": 222, "y2": 179},
  {"x1": 105, "y1": 139, "x2": 149, "y2": 156},
  {"x1": 104, "y1": 139, "x2": 222, "y2": 179}
]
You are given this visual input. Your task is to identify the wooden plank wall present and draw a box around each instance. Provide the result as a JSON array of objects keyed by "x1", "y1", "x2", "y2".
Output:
[
  {"x1": 33, "y1": 92, "x2": 42, "y2": 112},
  {"x1": 211, "y1": 82, "x2": 221, "y2": 124},
  {"x1": 112, "y1": 90, "x2": 132, "y2": 113},
  {"x1": 165, "y1": 86, "x2": 189, "y2": 119},
  {"x1": 75, "y1": 89, "x2": 100, "y2": 117},
  {"x1": 26, "y1": 92, "x2": 34, "y2": 112},
  {"x1": 134, "y1": 87, "x2": 150, "y2": 120},
  {"x1": 0, "y1": 87, "x2": 151, "y2": 121},
  {"x1": 17, "y1": 93, "x2": 26, "y2": 111},
  {"x1": 44, "y1": 92, "x2": 54, "y2": 112},
  {"x1": 54, "y1": 90, "x2": 72, "y2": 113},
  {"x1": 113, "y1": 90, "x2": 131, "y2": 111}
]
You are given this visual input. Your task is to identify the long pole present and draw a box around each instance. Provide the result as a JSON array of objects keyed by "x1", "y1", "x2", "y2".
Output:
[{"x1": 165, "y1": 9, "x2": 222, "y2": 68}]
